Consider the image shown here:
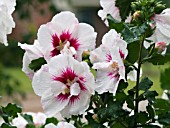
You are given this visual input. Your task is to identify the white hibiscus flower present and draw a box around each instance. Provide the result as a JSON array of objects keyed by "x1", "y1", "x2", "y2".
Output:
[
  {"x1": 90, "y1": 45, "x2": 125, "y2": 95},
  {"x1": 0, "y1": 0, "x2": 16, "y2": 46},
  {"x1": 37, "y1": 11, "x2": 97, "y2": 61},
  {"x1": 45, "y1": 122, "x2": 75, "y2": 128},
  {"x1": 32, "y1": 54, "x2": 96, "y2": 117},
  {"x1": 144, "y1": 9, "x2": 170, "y2": 50},
  {"x1": 90, "y1": 29, "x2": 129, "y2": 95},
  {"x1": 18, "y1": 40, "x2": 44, "y2": 80}
]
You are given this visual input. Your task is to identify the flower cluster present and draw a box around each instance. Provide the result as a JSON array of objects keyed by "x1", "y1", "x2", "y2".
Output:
[
  {"x1": 20, "y1": 11, "x2": 97, "y2": 118},
  {"x1": 19, "y1": 10, "x2": 132, "y2": 118},
  {"x1": 0, "y1": 0, "x2": 16, "y2": 46}
]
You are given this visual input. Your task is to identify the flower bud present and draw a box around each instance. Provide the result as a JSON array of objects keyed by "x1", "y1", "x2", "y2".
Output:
[
  {"x1": 155, "y1": 42, "x2": 167, "y2": 53},
  {"x1": 133, "y1": 11, "x2": 141, "y2": 20},
  {"x1": 92, "y1": 114, "x2": 99, "y2": 123}
]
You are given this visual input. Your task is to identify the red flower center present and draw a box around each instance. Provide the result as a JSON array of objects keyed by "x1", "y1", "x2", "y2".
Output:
[
  {"x1": 51, "y1": 31, "x2": 80, "y2": 57},
  {"x1": 53, "y1": 68, "x2": 86, "y2": 104}
]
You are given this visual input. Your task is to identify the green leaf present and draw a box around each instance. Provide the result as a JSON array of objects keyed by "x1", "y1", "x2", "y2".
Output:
[
  {"x1": 126, "y1": 41, "x2": 140, "y2": 64},
  {"x1": 85, "y1": 113, "x2": 106, "y2": 128},
  {"x1": 160, "y1": 67, "x2": 170, "y2": 90},
  {"x1": 144, "y1": 53, "x2": 170, "y2": 65},
  {"x1": 115, "y1": 0, "x2": 135, "y2": 20},
  {"x1": 110, "y1": 122, "x2": 126, "y2": 128},
  {"x1": 144, "y1": 91, "x2": 158, "y2": 104},
  {"x1": 153, "y1": 99, "x2": 170, "y2": 114},
  {"x1": 2, "y1": 103, "x2": 22, "y2": 121},
  {"x1": 22, "y1": 114, "x2": 34, "y2": 124},
  {"x1": 136, "y1": 112, "x2": 150, "y2": 124},
  {"x1": 126, "y1": 96, "x2": 135, "y2": 110},
  {"x1": 146, "y1": 105, "x2": 155, "y2": 120},
  {"x1": 29, "y1": 57, "x2": 46, "y2": 71},
  {"x1": 142, "y1": 125, "x2": 161, "y2": 128},
  {"x1": 139, "y1": 77, "x2": 153, "y2": 91},
  {"x1": 107, "y1": 15, "x2": 138, "y2": 44},
  {"x1": 158, "y1": 111, "x2": 170, "y2": 126},
  {"x1": 45, "y1": 117, "x2": 58, "y2": 125},
  {"x1": 107, "y1": 15, "x2": 124, "y2": 33},
  {"x1": 26, "y1": 124, "x2": 36, "y2": 128},
  {"x1": 1, "y1": 123, "x2": 17, "y2": 128},
  {"x1": 117, "y1": 80, "x2": 128, "y2": 91}
]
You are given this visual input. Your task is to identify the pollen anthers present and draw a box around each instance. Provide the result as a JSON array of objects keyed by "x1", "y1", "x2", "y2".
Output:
[
  {"x1": 56, "y1": 40, "x2": 68, "y2": 51},
  {"x1": 111, "y1": 62, "x2": 118, "y2": 69},
  {"x1": 66, "y1": 77, "x2": 79, "y2": 86}
]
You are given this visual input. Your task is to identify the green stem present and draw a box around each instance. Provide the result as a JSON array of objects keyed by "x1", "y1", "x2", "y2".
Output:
[{"x1": 134, "y1": 35, "x2": 145, "y2": 127}]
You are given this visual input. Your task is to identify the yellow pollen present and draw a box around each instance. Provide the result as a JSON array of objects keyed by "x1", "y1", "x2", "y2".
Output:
[
  {"x1": 64, "y1": 88, "x2": 70, "y2": 94},
  {"x1": 111, "y1": 62, "x2": 118, "y2": 69}
]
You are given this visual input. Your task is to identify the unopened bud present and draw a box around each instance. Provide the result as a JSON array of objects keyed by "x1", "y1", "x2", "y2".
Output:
[
  {"x1": 133, "y1": 11, "x2": 141, "y2": 20},
  {"x1": 155, "y1": 42, "x2": 167, "y2": 53},
  {"x1": 92, "y1": 114, "x2": 99, "y2": 123}
]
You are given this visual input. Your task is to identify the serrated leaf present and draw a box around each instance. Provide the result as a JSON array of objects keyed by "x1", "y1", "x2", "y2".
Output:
[
  {"x1": 139, "y1": 77, "x2": 153, "y2": 91},
  {"x1": 2, "y1": 103, "x2": 22, "y2": 119},
  {"x1": 115, "y1": 0, "x2": 135, "y2": 20},
  {"x1": 160, "y1": 67, "x2": 170, "y2": 90},
  {"x1": 29, "y1": 57, "x2": 46, "y2": 71}
]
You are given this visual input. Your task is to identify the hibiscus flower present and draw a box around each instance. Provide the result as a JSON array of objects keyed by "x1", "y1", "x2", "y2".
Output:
[
  {"x1": 37, "y1": 11, "x2": 97, "y2": 61},
  {"x1": 32, "y1": 54, "x2": 96, "y2": 117},
  {"x1": 0, "y1": 0, "x2": 16, "y2": 45},
  {"x1": 144, "y1": 9, "x2": 170, "y2": 52}
]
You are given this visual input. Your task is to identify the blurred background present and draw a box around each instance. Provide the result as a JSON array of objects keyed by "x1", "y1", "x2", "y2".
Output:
[{"x1": 0, "y1": 0, "x2": 170, "y2": 112}]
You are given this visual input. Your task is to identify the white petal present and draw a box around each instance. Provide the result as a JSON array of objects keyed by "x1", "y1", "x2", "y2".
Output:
[
  {"x1": 57, "y1": 122, "x2": 76, "y2": 128},
  {"x1": 41, "y1": 89, "x2": 69, "y2": 116},
  {"x1": 95, "y1": 71, "x2": 119, "y2": 95},
  {"x1": 50, "y1": 81, "x2": 67, "y2": 95},
  {"x1": 92, "y1": 62, "x2": 113, "y2": 72},
  {"x1": 90, "y1": 45, "x2": 110, "y2": 64},
  {"x1": 48, "y1": 54, "x2": 70, "y2": 76},
  {"x1": 22, "y1": 53, "x2": 34, "y2": 80},
  {"x1": 72, "y1": 23, "x2": 97, "y2": 51},
  {"x1": 60, "y1": 91, "x2": 91, "y2": 117},
  {"x1": 70, "y1": 83, "x2": 80, "y2": 96},
  {"x1": 45, "y1": 123, "x2": 57, "y2": 128},
  {"x1": 51, "y1": 11, "x2": 78, "y2": 33},
  {"x1": 32, "y1": 65, "x2": 51, "y2": 96},
  {"x1": 33, "y1": 112, "x2": 47, "y2": 125},
  {"x1": 12, "y1": 115, "x2": 27, "y2": 128},
  {"x1": 37, "y1": 23, "x2": 55, "y2": 61},
  {"x1": 18, "y1": 40, "x2": 43, "y2": 60}
]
